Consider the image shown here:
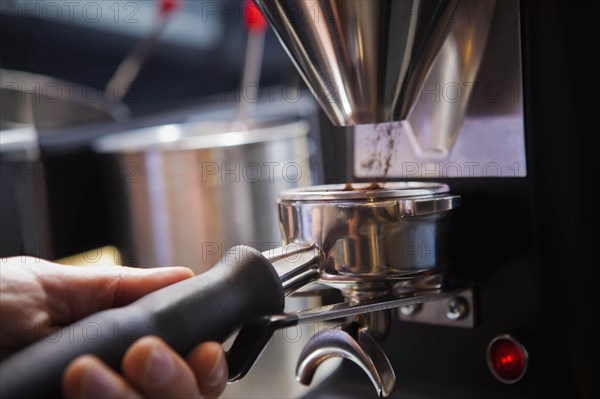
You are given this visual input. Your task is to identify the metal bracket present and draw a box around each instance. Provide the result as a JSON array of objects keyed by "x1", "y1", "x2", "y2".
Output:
[{"x1": 397, "y1": 288, "x2": 475, "y2": 328}]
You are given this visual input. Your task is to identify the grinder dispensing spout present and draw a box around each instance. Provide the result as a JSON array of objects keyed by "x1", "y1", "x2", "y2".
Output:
[
  {"x1": 0, "y1": 183, "x2": 459, "y2": 398},
  {"x1": 254, "y1": 0, "x2": 460, "y2": 126}
]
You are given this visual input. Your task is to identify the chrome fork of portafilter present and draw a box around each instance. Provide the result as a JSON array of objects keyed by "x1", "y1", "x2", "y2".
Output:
[
  {"x1": 263, "y1": 242, "x2": 322, "y2": 296},
  {"x1": 263, "y1": 243, "x2": 398, "y2": 398}
]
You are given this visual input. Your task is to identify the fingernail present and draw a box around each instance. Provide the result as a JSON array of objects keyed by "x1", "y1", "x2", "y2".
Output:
[
  {"x1": 82, "y1": 362, "x2": 119, "y2": 399},
  {"x1": 144, "y1": 342, "x2": 176, "y2": 387},
  {"x1": 204, "y1": 344, "x2": 227, "y2": 388}
]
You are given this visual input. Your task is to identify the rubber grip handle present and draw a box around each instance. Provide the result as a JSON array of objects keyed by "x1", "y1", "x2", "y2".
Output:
[{"x1": 0, "y1": 246, "x2": 284, "y2": 398}]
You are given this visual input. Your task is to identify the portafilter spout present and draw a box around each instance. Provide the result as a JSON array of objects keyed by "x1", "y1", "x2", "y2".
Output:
[{"x1": 254, "y1": 0, "x2": 459, "y2": 126}]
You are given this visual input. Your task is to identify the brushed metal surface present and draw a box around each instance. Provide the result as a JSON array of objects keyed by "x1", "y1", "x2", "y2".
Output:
[
  {"x1": 94, "y1": 119, "x2": 311, "y2": 273},
  {"x1": 354, "y1": 0, "x2": 526, "y2": 178}
]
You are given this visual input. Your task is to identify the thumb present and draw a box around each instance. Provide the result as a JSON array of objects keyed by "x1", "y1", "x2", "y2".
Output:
[{"x1": 37, "y1": 263, "x2": 195, "y2": 325}]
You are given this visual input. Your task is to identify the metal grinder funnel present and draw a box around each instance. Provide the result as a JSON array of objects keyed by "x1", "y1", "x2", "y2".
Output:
[{"x1": 255, "y1": 0, "x2": 459, "y2": 126}]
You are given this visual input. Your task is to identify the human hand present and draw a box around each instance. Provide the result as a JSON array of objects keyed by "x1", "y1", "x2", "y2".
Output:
[
  {"x1": 63, "y1": 337, "x2": 227, "y2": 399},
  {"x1": 0, "y1": 257, "x2": 228, "y2": 398}
]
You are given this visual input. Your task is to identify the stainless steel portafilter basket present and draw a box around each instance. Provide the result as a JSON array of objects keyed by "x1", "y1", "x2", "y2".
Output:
[{"x1": 277, "y1": 182, "x2": 460, "y2": 290}]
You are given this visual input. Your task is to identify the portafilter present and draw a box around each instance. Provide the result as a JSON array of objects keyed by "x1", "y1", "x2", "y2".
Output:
[{"x1": 0, "y1": 182, "x2": 460, "y2": 398}]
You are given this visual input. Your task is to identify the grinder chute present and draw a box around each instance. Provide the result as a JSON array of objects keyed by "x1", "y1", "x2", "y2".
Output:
[{"x1": 254, "y1": 0, "x2": 459, "y2": 126}]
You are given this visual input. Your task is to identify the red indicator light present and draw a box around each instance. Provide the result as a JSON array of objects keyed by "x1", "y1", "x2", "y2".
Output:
[{"x1": 487, "y1": 334, "x2": 528, "y2": 383}]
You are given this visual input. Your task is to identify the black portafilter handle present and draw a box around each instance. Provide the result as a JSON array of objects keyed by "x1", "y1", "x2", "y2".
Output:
[{"x1": 0, "y1": 246, "x2": 284, "y2": 399}]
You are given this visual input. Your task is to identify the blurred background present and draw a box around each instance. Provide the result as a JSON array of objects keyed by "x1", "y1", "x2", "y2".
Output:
[
  {"x1": 1, "y1": 2, "x2": 343, "y2": 396},
  {"x1": 0, "y1": 0, "x2": 349, "y2": 262},
  {"x1": 1, "y1": 0, "x2": 296, "y2": 112}
]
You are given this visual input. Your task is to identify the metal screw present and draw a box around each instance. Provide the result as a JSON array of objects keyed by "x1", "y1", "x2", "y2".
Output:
[
  {"x1": 446, "y1": 297, "x2": 468, "y2": 321},
  {"x1": 399, "y1": 303, "x2": 421, "y2": 317}
]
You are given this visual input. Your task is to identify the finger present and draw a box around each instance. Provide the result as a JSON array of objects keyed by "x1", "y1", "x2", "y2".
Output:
[
  {"x1": 63, "y1": 355, "x2": 141, "y2": 399},
  {"x1": 122, "y1": 336, "x2": 202, "y2": 399},
  {"x1": 188, "y1": 342, "x2": 228, "y2": 398},
  {"x1": 38, "y1": 264, "x2": 194, "y2": 324}
]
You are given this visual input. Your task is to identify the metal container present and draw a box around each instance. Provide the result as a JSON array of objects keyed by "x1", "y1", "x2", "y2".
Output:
[
  {"x1": 1, "y1": 69, "x2": 129, "y2": 130},
  {"x1": 278, "y1": 182, "x2": 460, "y2": 289},
  {"x1": 1, "y1": 69, "x2": 131, "y2": 259},
  {"x1": 93, "y1": 118, "x2": 311, "y2": 273}
]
